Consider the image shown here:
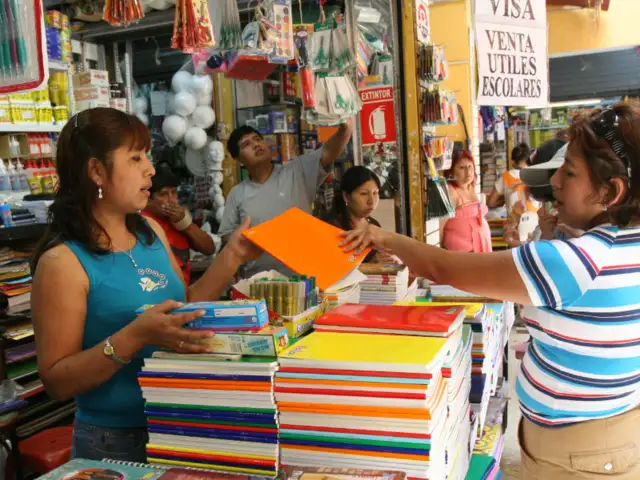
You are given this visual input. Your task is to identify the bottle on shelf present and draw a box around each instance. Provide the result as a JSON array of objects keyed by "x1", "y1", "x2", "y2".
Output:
[
  {"x1": 25, "y1": 160, "x2": 43, "y2": 195},
  {"x1": 40, "y1": 159, "x2": 55, "y2": 194},
  {"x1": 0, "y1": 204, "x2": 13, "y2": 227},
  {"x1": 0, "y1": 161, "x2": 11, "y2": 193},
  {"x1": 44, "y1": 159, "x2": 58, "y2": 192},
  {"x1": 16, "y1": 160, "x2": 29, "y2": 192},
  {"x1": 7, "y1": 161, "x2": 21, "y2": 192}
]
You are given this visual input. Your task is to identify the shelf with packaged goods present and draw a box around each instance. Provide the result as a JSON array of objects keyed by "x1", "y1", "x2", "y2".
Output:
[
  {"x1": 0, "y1": 124, "x2": 65, "y2": 134},
  {"x1": 47, "y1": 60, "x2": 70, "y2": 72}
]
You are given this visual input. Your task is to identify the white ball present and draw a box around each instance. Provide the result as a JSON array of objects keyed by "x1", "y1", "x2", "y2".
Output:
[
  {"x1": 166, "y1": 92, "x2": 175, "y2": 114},
  {"x1": 173, "y1": 92, "x2": 197, "y2": 117},
  {"x1": 134, "y1": 97, "x2": 148, "y2": 114},
  {"x1": 215, "y1": 207, "x2": 225, "y2": 223},
  {"x1": 212, "y1": 172, "x2": 224, "y2": 185},
  {"x1": 213, "y1": 184, "x2": 222, "y2": 195},
  {"x1": 191, "y1": 75, "x2": 214, "y2": 95},
  {"x1": 208, "y1": 186, "x2": 216, "y2": 197},
  {"x1": 184, "y1": 127, "x2": 208, "y2": 150},
  {"x1": 172, "y1": 71, "x2": 193, "y2": 92},
  {"x1": 192, "y1": 106, "x2": 216, "y2": 129},
  {"x1": 214, "y1": 193, "x2": 225, "y2": 207},
  {"x1": 208, "y1": 141, "x2": 224, "y2": 163},
  {"x1": 195, "y1": 90, "x2": 213, "y2": 106},
  {"x1": 162, "y1": 115, "x2": 187, "y2": 143},
  {"x1": 136, "y1": 112, "x2": 149, "y2": 125}
]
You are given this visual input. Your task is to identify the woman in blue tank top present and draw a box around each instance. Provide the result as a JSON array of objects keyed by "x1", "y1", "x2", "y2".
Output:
[{"x1": 30, "y1": 108, "x2": 260, "y2": 462}]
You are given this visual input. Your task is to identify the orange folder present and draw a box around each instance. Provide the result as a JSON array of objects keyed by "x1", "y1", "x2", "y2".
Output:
[{"x1": 242, "y1": 207, "x2": 371, "y2": 291}]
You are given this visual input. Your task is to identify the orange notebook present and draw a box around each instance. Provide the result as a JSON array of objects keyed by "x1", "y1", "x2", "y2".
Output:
[{"x1": 242, "y1": 208, "x2": 371, "y2": 291}]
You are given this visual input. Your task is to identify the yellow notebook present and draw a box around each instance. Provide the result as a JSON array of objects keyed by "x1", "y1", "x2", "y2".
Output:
[{"x1": 278, "y1": 332, "x2": 448, "y2": 373}]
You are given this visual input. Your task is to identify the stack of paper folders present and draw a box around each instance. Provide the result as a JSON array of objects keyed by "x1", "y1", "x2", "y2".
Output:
[
  {"x1": 138, "y1": 352, "x2": 279, "y2": 476},
  {"x1": 357, "y1": 264, "x2": 410, "y2": 305},
  {"x1": 275, "y1": 331, "x2": 459, "y2": 480},
  {"x1": 320, "y1": 270, "x2": 367, "y2": 310}
]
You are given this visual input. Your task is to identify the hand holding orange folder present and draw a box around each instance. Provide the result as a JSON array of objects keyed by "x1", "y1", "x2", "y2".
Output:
[{"x1": 241, "y1": 208, "x2": 371, "y2": 291}]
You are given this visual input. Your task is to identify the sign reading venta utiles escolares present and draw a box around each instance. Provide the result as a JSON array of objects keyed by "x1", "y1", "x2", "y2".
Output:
[{"x1": 475, "y1": 0, "x2": 549, "y2": 107}]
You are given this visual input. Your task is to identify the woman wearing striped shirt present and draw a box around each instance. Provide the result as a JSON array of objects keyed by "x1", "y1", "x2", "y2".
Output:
[{"x1": 342, "y1": 102, "x2": 640, "y2": 479}]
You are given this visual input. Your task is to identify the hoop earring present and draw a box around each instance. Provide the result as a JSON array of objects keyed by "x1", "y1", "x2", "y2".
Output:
[{"x1": 98, "y1": 187, "x2": 103, "y2": 200}]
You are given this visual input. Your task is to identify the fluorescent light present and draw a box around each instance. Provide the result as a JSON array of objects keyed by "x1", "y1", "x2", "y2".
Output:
[{"x1": 525, "y1": 99, "x2": 604, "y2": 109}]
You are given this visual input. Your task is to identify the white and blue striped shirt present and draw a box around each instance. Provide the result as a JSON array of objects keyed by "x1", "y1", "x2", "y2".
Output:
[{"x1": 513, "y1": 225, "x2": 640, "y2": 427}]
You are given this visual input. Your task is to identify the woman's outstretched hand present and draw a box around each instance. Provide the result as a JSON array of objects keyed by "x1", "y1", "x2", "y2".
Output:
[{"x1": 340, "y1": 223, "x2": 390, "y2": 255}]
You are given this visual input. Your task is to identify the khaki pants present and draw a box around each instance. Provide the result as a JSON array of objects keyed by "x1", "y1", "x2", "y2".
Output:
[{"x1": 519, "y1": 407, "x2": 640, "y2": 479}]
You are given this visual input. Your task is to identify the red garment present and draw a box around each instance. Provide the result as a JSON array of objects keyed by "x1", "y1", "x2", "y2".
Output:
[
  {"x1": 142, "y1": 211, "x2": 191, "y2": 284},
  {"x1": 441, "y1": 201, "x2": 492, "y2": 253}
]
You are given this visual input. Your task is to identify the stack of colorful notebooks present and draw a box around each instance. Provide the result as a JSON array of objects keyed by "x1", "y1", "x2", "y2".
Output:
[
  {"x1": 0, "y1": 247, "x2": 34, "y2": 314},
  {"x1": 487, "y1": 218, "x2": 507, "y2": 250},
  {"x1": 357, "y1": 265, "x2": 411, "y2": 305},
  {"x1": 275, "y1": 326, "x2": 460, "y2": 480},
  {"x1": 138, "y1": 352, "x2": 279, "y2": 476}
]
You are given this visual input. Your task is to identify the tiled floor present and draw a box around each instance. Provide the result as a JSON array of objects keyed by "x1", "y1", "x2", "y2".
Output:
[{"x1": 500, "y1": 327, "x2": 529, "y2": 480}]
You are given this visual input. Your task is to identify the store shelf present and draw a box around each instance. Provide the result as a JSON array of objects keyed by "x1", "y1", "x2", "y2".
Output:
[
  {"x1": 0, "y1": 223, "x2": 47, "y2": 243},
  {"x1": 529, "y1": 125, "x2": 566, "y2": 131},
  {"x1": 47, "y1": 60, "x2": 70, "y2": 72},
  {"x1": 0, "y1": 124, "x2": 65, "y2": 134}
]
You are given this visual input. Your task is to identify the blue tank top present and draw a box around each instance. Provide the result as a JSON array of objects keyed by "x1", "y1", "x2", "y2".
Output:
[{"x1": 66, "y1": 232, "x2": 185, "y2": 428}]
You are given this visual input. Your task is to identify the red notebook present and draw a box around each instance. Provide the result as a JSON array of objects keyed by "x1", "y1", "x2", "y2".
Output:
[{"x1": 314, "y1": 304, "x2": 465, "y2": 337}]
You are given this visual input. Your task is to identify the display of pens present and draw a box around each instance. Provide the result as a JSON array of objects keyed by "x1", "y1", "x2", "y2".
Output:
[
  {"x1": 249, "y1": 276, "x2": 319, "y2": 317},
  {"x1": 0, "y1": 0, "x2": 42, "y2": 92}
]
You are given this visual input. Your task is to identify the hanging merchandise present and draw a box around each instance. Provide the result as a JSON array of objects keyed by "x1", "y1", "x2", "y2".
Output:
[
  {"x1": 423, "y1": 135, "x2": 454, "y2": 171},
  {"x1": 172, "y1": 0, "x2": 215, "y2": 53},
  {"x1": 419, "y1": 44, "x2": 448, "y2": 83},
  {"x1": 308, "y1": 21, "x2": 355, "y2": 74},
  {"x1": 103, "y1": 0, "x2": 145, "y2": 27},
  {"x1": 305, "y1": 75, "x2": 361, "y2": 126},
  {"x1": 421, "y1": 87, "x2": 458, "y2": 126},
  {"x1": 0, "y1": 0, "x2": 49, "y2": 95},
  {"x1": 217, "y1": 0, "x2": 243, "y2": 51},
  {"x1": 424, "y1": 153, "x2": 454, "y2": 220}
]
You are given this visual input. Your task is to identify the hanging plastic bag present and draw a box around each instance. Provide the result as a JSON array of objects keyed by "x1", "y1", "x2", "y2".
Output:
[
  {"x1": 0, "y1": 0, "x2": 49, "y2": 95},
  {"x1": 103, "y1": 0, "x2": 145, "y2": 27}
]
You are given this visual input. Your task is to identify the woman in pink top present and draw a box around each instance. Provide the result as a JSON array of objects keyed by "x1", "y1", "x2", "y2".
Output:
[{"x1": 441, "y1": 151, "x2": 492, "y2": 252}]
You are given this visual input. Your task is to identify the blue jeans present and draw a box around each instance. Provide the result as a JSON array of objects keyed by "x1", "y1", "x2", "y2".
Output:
[{"x1": 71, "y1": 419, "x2": 148, "y2": 462}]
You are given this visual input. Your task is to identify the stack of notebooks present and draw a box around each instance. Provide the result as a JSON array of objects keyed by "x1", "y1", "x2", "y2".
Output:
[
  {"x1": 486, "y1": 219, "x2": 507, "y2": 250},
  {"x1": 138, "y1": 352, "x2": 280, "y2": 476},
  {"x1": 429, "y1": 289, "x2": 509, "y2": 447},
  {"x1": 0, "y1": 248, "x2": 34, "y2": 314},
  {"x1": 320, "y1": 270, "x2": 366, "y2": 310},
  {"x1": 276, "y1": 331, "x2": 451, "y2": 479},
  {"x1": 464, "y1": 454, "x2": 503, "y2": 480},
  {"x1": 357, "y1": 265, "x2": 411, "y2": 305}
]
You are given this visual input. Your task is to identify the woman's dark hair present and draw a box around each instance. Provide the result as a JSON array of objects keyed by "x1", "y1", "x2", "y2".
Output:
[
  {"x1": 32, "y1": 108, "x2": 155, "y2": 271},
  {"x1": 511, "y1": 142, "x2": 531, "y2": 166},
  {"x1": 329, "y1": 166, "x2": 381, "y2": 230},
  {"x1": 569, "y1": 101, "x2": 640, "y2": 227}
]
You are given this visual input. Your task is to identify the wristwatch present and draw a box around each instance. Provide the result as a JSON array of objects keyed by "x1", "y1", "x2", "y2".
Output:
[{"x1": 103, "y1": 336, "x2": 129, "y2": 366}]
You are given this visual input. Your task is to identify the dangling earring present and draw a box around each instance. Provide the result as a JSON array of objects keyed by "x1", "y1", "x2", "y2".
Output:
[
  {"x1": 98, "y1": 187, "x2": 103, "y2": 200},
  {"x1": 602, "y1": 204, "x2": 608, "y2": 212}
]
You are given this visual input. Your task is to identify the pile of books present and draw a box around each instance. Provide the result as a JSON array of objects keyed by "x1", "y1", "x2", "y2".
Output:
[
  {"x1": 138, "y1": 352, "x2": 279, "y2": 476},
  {"x1": 276, "y1": 301, "x2": 473, "y2": 480},
  {"x1": 357, "y1": 265, "x2": 411, "y2": 305},
  {"x1": 0, "y1": 248, "x2": 34, "y2": 315},
  {"x1": 487, "y1": 218, "x2": 507, "y2": 250}
]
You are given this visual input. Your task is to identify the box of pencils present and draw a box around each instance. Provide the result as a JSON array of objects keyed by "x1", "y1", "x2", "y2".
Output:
[
  {"x1": 136, "y1": 299, "x2": 269, "y2": 331},
  {"x1": 199, "y1": 325, "x2": 290, "y2": 356}
]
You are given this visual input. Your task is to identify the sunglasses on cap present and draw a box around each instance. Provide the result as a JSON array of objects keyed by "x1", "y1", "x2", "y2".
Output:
[{"x1": 591, "y1": 106, "x2": 632, "y2": 181}]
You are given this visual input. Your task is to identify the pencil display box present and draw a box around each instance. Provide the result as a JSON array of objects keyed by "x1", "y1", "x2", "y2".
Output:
[
  {"x1": 136, "y1": 299, "x2": 269, "y2": 331},
  {"x1": 199, "y1": 325, "x2": 290, "y2": 356}
]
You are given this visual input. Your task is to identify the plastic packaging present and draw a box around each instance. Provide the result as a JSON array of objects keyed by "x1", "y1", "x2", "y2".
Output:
[
  {"x1": 0, "y1": 161, "x2": 11, "y2": 192},
  {"x1": 0, "y1": 204, "x2": 13, "y2": 227}
]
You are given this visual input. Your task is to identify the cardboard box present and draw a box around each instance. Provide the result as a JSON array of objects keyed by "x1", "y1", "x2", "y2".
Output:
[
  {"x1": 75, "y1": 100, "x2": 110, "y2": 112},
  {"x1": 110, "y1": 98, "x2": 127, "y2": 112},
  {"x1": 273, "y1": 302, "x2": 326, "y2": 338},
  {"x1": 74, "y1": 86, "x2": 110, "y2": 103},
  {"x1": 73, "y1": 70, "x2": 110, "y2": 88},
  {"x1": 199, "y1": 326, "x2": 289, "y2": 356},
  {"x1": 137, "y1": 299, "x2": 270, "y2": 331}
]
